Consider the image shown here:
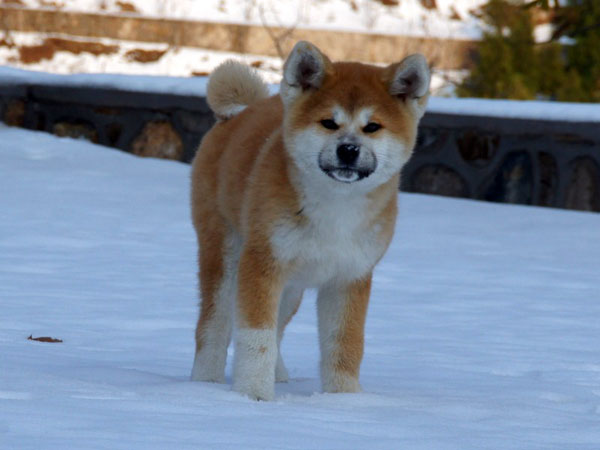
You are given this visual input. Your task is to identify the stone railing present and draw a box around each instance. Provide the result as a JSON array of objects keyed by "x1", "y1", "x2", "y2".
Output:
[
  {"x1": 403, "y1": 99, "x2": 600, "y2": 212},
  {"x1": 0, "y1": 70, "x2": 212, "y2": 163},
  {"x1": 1, "y1": 70, "x2": 599, "y2": 212}
]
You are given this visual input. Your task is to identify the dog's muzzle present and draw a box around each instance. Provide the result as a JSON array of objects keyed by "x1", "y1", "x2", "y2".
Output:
[{"x1": 319, "y1": 144, "x2": 375, "y2": 183}]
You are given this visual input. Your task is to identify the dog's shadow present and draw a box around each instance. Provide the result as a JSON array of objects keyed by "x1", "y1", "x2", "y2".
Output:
[
  {"x1": 275, "y1": 377, "x2": 320, "y2": 398},
  {"x1": 216, "y1": 375, "x2": 320, "y2": 398}
]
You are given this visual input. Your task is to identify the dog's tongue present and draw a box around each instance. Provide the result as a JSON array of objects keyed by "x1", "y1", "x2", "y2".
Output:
[{"x1": 332, "y1": 169, "x2": 359, "y2": 183}]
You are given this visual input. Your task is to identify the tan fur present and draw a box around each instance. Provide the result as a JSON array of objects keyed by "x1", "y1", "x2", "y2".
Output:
[
  {"x1": 331, "y1": 275, "x2": 372, "y2": 379},
  {"x1": 191, "y1": 41, "x2": 429, "y2": 400},
  {"x1": 237, "y1": 241, "x2": 284, "y2": 329}
]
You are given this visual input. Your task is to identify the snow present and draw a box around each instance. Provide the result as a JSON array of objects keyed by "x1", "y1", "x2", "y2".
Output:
[
  {"x1": 0, "y1": 31, "x2": 459, "y2": 93},
  {"x1": 1, "y1": 124, "x2": 600, "y2": 449},
  {"x1": 0, "y1": 33, "x2": 284, "y2": 85},
  {"x1": 3, "y1": 64, "x2": 600, "y2": 122},
  {"x1": 427, "y1": 96, "x2": 600, "y2": 123},
  {"x1": 534, "y1": 23, "x2": 554, "y2": 43},
  {"x1": 0, "y1": 63, "x2": 211, "y2": 95},
  {"x1": 13, "y1": 0, "x2": 489, "y2": 40}
]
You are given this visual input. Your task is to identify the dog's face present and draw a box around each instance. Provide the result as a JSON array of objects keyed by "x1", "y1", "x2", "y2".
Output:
[{"x1": 280, "y1": 42, "x2": 430, "y2": 192}]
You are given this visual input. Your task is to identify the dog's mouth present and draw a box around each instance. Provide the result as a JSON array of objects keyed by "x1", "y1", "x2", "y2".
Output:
[{"x1": 323, "y1": 167, "x2": 372, "y2": 183}]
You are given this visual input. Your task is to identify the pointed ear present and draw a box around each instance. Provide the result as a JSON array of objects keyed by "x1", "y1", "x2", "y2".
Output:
[
  {"x1": 280, "y1": 41, "x2": 332, "y2": 106},
  {"x1": 385, "y1": 53, "x2": 431, "y2": 101}
]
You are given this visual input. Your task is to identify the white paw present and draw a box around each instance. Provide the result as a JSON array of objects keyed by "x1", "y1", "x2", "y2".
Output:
[
  {"x1": 233, "y1": 328, "x2": 277, "y2": 401},
  {"x1": 233, "y1": 378, "x2": 275, "y2": 401}
]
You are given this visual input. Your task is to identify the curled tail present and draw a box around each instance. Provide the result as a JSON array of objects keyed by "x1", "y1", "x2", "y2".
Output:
[{"x1": 206, "y1": 60, "x2": 270, "y2": 121}]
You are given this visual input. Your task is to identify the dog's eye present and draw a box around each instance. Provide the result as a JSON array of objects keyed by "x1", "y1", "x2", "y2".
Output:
[
  {"x1": 320, "y1": 119, "x2": 339, "y2": 130},
  {"x1": 363, "y1": 122, "x2": 382, "y2": 133}
]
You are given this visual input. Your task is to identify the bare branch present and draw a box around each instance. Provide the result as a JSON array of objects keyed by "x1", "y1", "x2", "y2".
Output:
[{"x1": 258, "y1": 1, "x2": 300, "y2": 60}]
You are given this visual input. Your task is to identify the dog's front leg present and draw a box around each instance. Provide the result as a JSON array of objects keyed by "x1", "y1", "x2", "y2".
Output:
[
  {"x1": 317, "y1": 274, "x2": 372, "y2": 393},
  {"x1": 233, "y1": 243, "x2": 284, "y2": 401}
]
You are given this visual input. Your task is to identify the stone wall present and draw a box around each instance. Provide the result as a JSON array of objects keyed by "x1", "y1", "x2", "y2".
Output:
[
  {"x1": 1, "y1": 82, "x2": 599, "y2": 212},
  {"x1": 0, "y1": 83, "x2": 213, "y2": 163},
  {"x1": 1, "y1": 6, "x2": 476, "y2": 70}
]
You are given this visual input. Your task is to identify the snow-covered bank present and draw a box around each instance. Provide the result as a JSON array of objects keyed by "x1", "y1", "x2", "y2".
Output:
[
  {"x1": 0, "y1": 36, "x2": 284, "y2": 85},
  {"x1": 8, "y1": 0, "x2": 488, "y2": 40},
  {"x1": 1, "y1": 126, "x2": 599, "y2": 449},
  {"x1": 0, "y1": 34, "x2": 459, "y2": 96}
]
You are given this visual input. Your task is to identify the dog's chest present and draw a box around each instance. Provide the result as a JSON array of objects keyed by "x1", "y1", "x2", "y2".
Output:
[{"x1": 270, "y1": 200, "x2": 387, "y2": 286}]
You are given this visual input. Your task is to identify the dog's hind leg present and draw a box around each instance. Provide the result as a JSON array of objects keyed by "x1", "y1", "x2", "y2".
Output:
[
  {"x1": 275, "y1": 286, "x2": 303, "y2": 382},
  {"x1": 191, "y1": 220, "x2": 240, "y2": 383}
]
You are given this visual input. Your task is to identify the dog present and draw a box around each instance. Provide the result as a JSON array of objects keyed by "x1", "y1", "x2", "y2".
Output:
[{"x1": 190, "y1": 41, "x2": 430, "y2": 400}]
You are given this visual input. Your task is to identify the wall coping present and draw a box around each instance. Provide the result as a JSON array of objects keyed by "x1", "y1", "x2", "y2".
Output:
[
  {"x1": 427, "y1": 97, "x2": 600, "y2": 124},
  {"x1": 2, "y1": 66, "x2": 600, "y2": 124},
  {"x1": 0, "y1": 66, "x2": 209, "y2": 97}
]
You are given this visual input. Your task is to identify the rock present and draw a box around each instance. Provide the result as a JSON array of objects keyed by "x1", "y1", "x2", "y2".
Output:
[
  {"x1": 411, "y1": 164, "x2": 468, "y2": 197},
  {"x1": 456, "y1": 130, "x2": 499, "y2": 167},
  {"x1": 52, "y1": 121, "x2": 98, "y2": 143},
  {"x1": 130, "y1": 120, "x2": 183, "y2": 160},
  {"x1": 565, "y1": 158, "x2": 600, "y2": 212},
  {"x1": 3, "y1": 99, "x2": 26, "y2": 127},
  {"x1": 482, "y1": 151, "x2": 533, "y2": 205}
]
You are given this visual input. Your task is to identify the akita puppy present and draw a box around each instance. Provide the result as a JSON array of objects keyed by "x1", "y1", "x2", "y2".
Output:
[{"x1": 190, "y1": 41, "x2": 430, "y2": 400}]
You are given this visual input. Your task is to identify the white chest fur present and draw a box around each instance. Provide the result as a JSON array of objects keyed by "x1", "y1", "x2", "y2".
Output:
[{"x1": 270, "y1": 192, "x2": 387, "y2": 287}]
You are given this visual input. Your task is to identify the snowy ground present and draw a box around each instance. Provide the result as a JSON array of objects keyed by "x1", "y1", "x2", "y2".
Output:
[{"x1": 1, "y1": 124, "x2": 599, "y2": 449}]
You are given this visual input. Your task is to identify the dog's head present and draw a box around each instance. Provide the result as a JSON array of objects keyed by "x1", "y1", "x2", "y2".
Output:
[{"x1": 280, "y1": 41, "x2": 430, "y2": 192}]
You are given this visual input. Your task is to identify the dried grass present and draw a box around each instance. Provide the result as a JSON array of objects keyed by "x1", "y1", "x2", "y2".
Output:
[{"x1": 19, "y1": 37, "x2": 119, "y2": 63}]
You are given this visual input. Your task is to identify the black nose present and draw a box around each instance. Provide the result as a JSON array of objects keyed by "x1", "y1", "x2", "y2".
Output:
[{"x1": 336, "y1": 143, "x2": 360, "y2": 166}]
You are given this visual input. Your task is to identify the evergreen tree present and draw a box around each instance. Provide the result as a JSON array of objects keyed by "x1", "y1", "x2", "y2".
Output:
[
  {"x1": 536, "y1": 42, "x2": 571, "y2": 100},
  {"x1": 459, "y1": 0, "x2": 540, "y2": 100},
  {"x1": 564, "y1": 0, "x2": 600, "y2": 101},
  {"x1": 461, "y1": 0, "x2": 600, "y2": 102},
  {"x1": 507, "y1": 6, "x2": 537, "y2": 87}
]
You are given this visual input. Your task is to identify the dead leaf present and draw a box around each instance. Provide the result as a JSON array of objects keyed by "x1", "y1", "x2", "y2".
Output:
[{"x1": 28, "y1": 335, "x2": 63, "y2": 343}]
